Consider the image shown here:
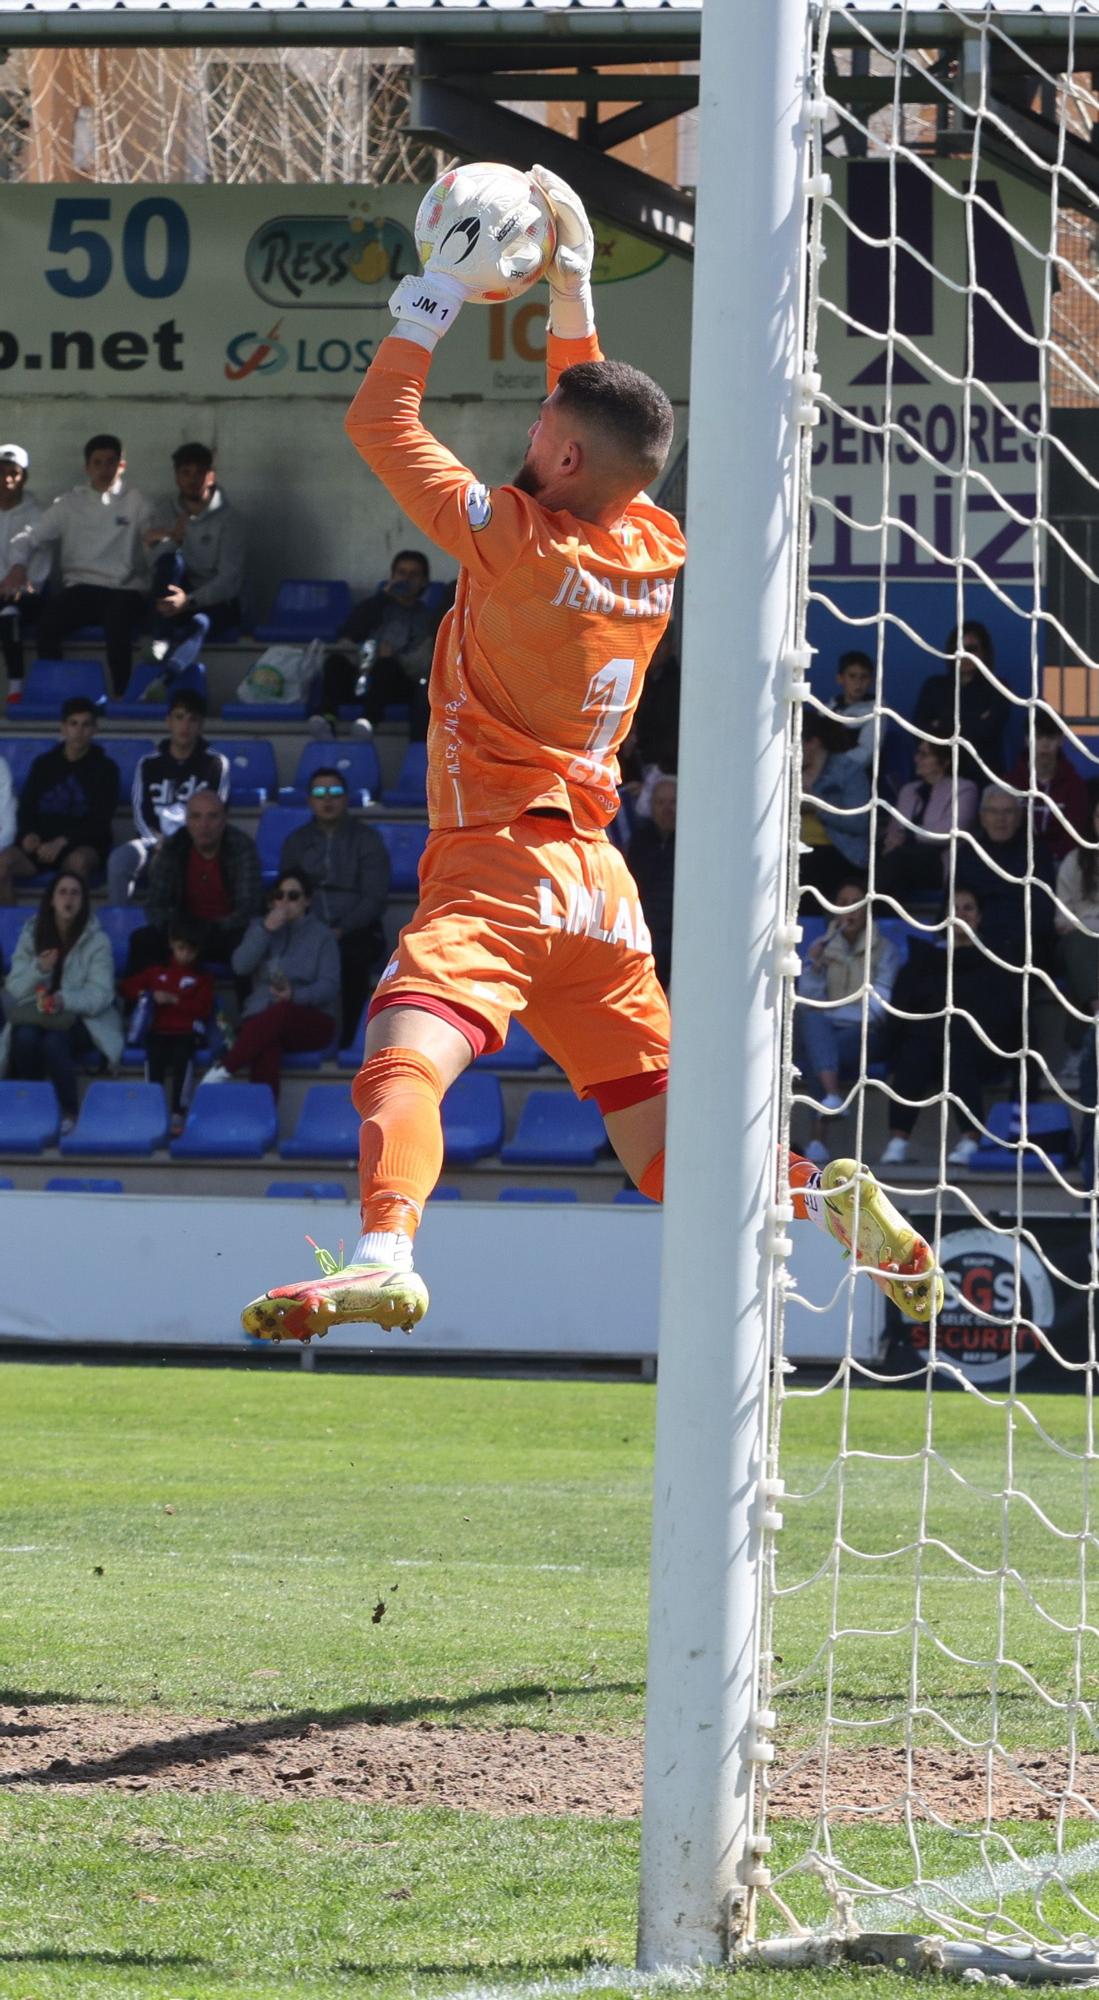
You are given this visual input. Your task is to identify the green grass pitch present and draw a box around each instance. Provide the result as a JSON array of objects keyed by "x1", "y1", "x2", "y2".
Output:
[{"x1": 0, "y1": 1363, "x2": 1095, "y2": 1999}]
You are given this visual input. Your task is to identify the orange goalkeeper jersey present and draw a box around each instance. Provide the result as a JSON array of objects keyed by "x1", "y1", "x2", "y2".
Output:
[{"x1": 344, "y1": 330, "x2": 686, "y2": 835}]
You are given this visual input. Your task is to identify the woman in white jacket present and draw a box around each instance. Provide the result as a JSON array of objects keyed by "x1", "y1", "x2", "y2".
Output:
[{"x1": 0, "y1": 871, "x2": 123, "y2": 1130}]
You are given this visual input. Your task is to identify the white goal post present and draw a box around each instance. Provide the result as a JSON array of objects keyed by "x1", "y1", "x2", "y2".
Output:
[{"x1": 641, "y1": 0, "x2": 1099, "y2": 1978}]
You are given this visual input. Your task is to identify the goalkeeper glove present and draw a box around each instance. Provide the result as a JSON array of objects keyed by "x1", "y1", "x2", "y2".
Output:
[
  {"x1": 387, "y1": 269, "x2": 468, "y2": 353},
  {"x1": 531, "y1": 163, "x2": 596, "y2": 339}
]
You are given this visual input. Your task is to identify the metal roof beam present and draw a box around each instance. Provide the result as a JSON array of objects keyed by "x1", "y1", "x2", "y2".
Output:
[
  {"x1": 456, "y1": 72, "x2": 699, "y2": 105},
  {"x1": 409, "y1": 70, "x2": 694, "y2": 253},
  {"x1": 0, "y1": 7, "x2": 702, "y2": 53}
]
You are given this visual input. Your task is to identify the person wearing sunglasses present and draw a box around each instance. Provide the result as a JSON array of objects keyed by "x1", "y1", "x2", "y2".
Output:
[
  {"x1": 278, "y1": 767, "x2": 390, "y2": 1046},
  {"x1": 200, "y1": 868, "x2": 340, "y2": 1094}
]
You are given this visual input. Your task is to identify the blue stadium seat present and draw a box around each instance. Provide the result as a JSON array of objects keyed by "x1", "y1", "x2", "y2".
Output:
[
  {"x1": 382, "y1": 741, "x2": 428, "y2": 809},
  {"x1": 96, "y1": 905, "x2": 147, "y2": 973},
  {"x1": 265, "y1": 1180, "x2": 349, "y2": 1200},
  {"x1": 171, "y1": 1082, "x2": 277, "y2": 1159},
  {"x1": 279, "y1": 740, "x2": 382, "y2": 808},
  {"x1": 441, "y1": 1071, "x2": 504, "y2": 1164},
  {"x1": 614, "y1": 1188, "x2": 653, "y2": 1205},
  {"x1": 0, "y1": 906, "x2": 29, "y2": 970},
  {"x1": 968, "y1": 1100, "x2": 1076, "y2": 1176},
  {"x1": 254, "y1": 579, "x2": 351, "y2": 644},
  {"x1": 256, "y1": 804, "x2": 311, "y2": 883},
  {"x1": 109, "y1": 660, "x2": 207, "y2": 719},
  {"x1": 45, "y1": 1176, "x2": 124, "y2": 1193},
  {"x1": 279, "y1": 1085, "x2": 360, "y2": 1161},
  {"x1": 338, "y1": 1004, "x2": 368, "y2": 1070},
  {"x1": 102, "y1": 737, "x2": 157, "y2": 803},
  {"x1": 19, "y1": 658, "x2": 109, "y2": 718},
  {"x1": 429, "y1": 1185, "x2": 462, "y2": 1200},
  {"x1": 374, "y1": 820, "x2": 429, "y2": 893},
  {"x1": 210, "y1": 738, "x2": 279, "y2": 807},
  {"x1": 0, "y1": 735, "x2": 54, "y2": 791},
  {"x1": 0, "y1": 1176, "x2": 13, "y2": 1190},
  {"x1": 59, "y1": 1081, "x2": 168, "y2": 1157},
  {"x1": 0, "y1": 1081, "x2": 60, "y2": 1154},
  {"x1": 476, "y1": 1020, "x2": 546, "y2": 1072},
  {"x1": 498, "y1": 1186, "x2": 579, "y2": 1202},
  {"x1": 500, "y1": 1090, "x2": 609, "y2": 1167}
]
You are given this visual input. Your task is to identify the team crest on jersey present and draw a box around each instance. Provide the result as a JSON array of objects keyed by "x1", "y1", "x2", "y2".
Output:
[{"x1": 465, "y1": 481, "x2": 493, "y2": 531}]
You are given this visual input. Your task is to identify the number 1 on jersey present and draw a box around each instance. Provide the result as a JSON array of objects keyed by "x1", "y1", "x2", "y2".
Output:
[{"x1": 568, "y1": 656, "x2": 636, "y2": 788}]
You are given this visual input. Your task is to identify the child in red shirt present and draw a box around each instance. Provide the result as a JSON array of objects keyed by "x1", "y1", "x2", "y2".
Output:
[{"x1": 119, "y1": 914, "x2": 214, "y2": 1135}]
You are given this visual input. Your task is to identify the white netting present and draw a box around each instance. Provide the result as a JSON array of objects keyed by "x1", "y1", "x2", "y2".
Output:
[
  {"x1": 0, "y1": 45, "x2": 444, "y2": 185},
  {"x1": 762, "y1": 0, "x2": 1099, "y2": 1970}
]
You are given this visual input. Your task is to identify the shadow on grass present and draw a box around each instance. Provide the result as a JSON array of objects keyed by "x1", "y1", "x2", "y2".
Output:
[
  {"x1": 335, "y1": 1956, "x2": 606, "y2": 1979},
  {"x1": 0, "y1": 1950, "x2": 205, "y2": 1967},
  {"x1": 1, "y1": 1689, "x2": 104, "y2": 1710},
  {"x1": 1, "y1": 1681, "x2": 643, "y2": 1792}
]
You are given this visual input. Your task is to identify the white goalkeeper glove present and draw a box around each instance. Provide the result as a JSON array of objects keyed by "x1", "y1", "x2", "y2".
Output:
[
  {"x1": 531, "y1": 163, "x2": 596, "y2": 339},
  {"x1": 388, "y1": 269, "x2": 468, "y2": 353}
]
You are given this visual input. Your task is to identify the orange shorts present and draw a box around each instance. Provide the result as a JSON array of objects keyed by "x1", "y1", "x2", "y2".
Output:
[{"x1": 371, "y1": 815, "x2": 670, "y2": 1098}]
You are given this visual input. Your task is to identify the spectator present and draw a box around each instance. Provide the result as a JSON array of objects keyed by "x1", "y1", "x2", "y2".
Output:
[
  {"x1": 278, "y1": 766, "x2": 390, "y2": 1044},
  {"x1": 201, "y1": 868, "x2": 340, "y2": 1095},
  {"x1": 0, "y1": 432, "x2": 155, "y2": 695},
  {"x1": 1008, "y1": 711, "x2": 1091, "y2": 865},
  {"x1": 119, "y1": 912, "x2": 215, "y2": 1137},
  {"x1": 0, "y1": 754, "x2": 13, "y2": 859},
  {"x1": 107, "y1": 689, "x2": 230, "y2": 906},
  {"x1": 879, "y1": 739, "x2": 978, "y2": 908},
  {"x1": 141, "y1": 443, "x2": 246, "y2": 700},
  {"x1": 0, "y1": 442, "x2": 49, "y2": 706},
  {"x1": 0, "y1": 695, "x2": 119, "y2": 904},
  {"x1": 1054, "y1": 779, "x2": 1099, "y2": 1087},
  {"x1": 627, "y1": 773, "x2": 676, "y2": 990},
  {"x1": 879, "y1": 886, "x2": 1022, "y2": 1169},
  {"x1": 0, "y1": 870, "x2": 123, "y2": 1132},
  {"x1": 827, "y1": 647, "x2": 877, "y2": 770},
  {"x1": 912, "y1": 620, "x2": 1009, "y2": 783},
  {"x1": 796, "y1": 882, "x2": 901, "y2": 1159},
  {"x1": 799, "y1": 710, "x2": 871, "y2": 908},
  {"x1": 125, "y1": 789, "x2": 263, "y2": 975},
  {"x1": 309, "y1": 549, "x2": 446, "y2": 741},
  {"x1": 954, "y1": 783, "x2": 1056, "y2": 970}
]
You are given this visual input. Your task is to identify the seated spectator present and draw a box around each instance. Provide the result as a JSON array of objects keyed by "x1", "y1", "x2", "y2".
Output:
[
  {"x1": 827, "y1": 647, "x2": 876, "y2": 770},
  {"x1": 796, "y1": 882, "x2": 901, "y2": 1159},
  {"x1": 125, "y1": 790, "x2": 263, "y2": 976},
  {"x1": 200, "y1": 869, "x2": 340, "y2": 1095},
  {"x1": 799, "y1": 710, "x2": 871, "y2": 909},
  {"x1": 621, "y1": 626, "x2": 681, "y2": 790},
  {"x1": 278, "y1": 766, "x2": 390, "y2": 1045},
  {"x1": 627, "y1": 774, "x2": 676, "y2": 991},
  {"x1": 879, "y1": 739, "x2": 978, "y2": 908},
  {"x1": 912, "y1": 620, "x2": 1009, "y2": 785},
  {"x1": 954, "y1": 783, "x2": 1056, "y2": 970},
  {"x1": 310, "y1": 550, "x2": 446, "y2": 742},
  {"x1": 0, "y1": 696, "x2": 119, "y2": 904},
  {"x1": 0, "y1": 870, "x2": 123, "y2": 1133},
  {"x1": 141, "y1": 443, "x2": 246, "y2": 700},
  {"x1": 1054, "y1": 779, "x2": 1099, "y2": 1086},
  {"x1": 879, "y1": 886, "x2": 1022, "y2": 1169},
  {"x1": 1008, "y1": 710, "x2": 1091, "y2": 865},
  {"x1": 0, "y1": 442, "x2": 50, "y2": 705},
  {"x1": 119, "y1": 913, "x2": 215, "y2": 1137},
  {"x1": 107, "y1": 689, "x2": 230, "y2": 906},
  {"x1": 0, "y1": 432, "x2": 154, "y2": 695}
]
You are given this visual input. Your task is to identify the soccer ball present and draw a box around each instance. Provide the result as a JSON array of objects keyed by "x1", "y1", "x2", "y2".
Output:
[{"x1": 415, "y1": 162, "x2": 556, "y2": 305}]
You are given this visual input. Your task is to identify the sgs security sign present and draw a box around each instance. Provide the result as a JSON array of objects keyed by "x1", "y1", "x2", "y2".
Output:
[
  {"x1": 885, "y1": 1218, "x2": 1092, "y2": 1390},
  {"x1": 0, "y1": 184, "x2": 691, "y2": 402}
]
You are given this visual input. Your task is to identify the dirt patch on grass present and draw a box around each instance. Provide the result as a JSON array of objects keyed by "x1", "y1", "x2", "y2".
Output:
[{"x1": 2, "y1": 1705, "x2": 1096, "y2": 1822}]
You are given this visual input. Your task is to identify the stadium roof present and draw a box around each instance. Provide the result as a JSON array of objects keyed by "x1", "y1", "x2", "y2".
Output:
[{"x1": 0, "y1": 0, "x2": 702, "y2": 42}]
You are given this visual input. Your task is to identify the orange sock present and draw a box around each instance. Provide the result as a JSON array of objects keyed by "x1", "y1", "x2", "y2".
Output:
[
  {"x1": 638, "y1": 1149, "x2": 665, "y2": 1202},
  {"x1": 351, "y1": 1047, "x2": 446, "y2": 1238}
]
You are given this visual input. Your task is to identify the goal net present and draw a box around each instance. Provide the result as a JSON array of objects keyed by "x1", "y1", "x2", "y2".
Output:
[{"x1": 761, "y1": 0, "x2": 1099, "y2": 1974}]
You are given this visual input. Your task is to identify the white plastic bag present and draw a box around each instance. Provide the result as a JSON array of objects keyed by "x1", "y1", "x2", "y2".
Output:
[{"x1": 235, "y1": 637, "x2": 323, "y2": 705}]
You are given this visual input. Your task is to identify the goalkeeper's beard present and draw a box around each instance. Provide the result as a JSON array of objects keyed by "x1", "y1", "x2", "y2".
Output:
[{"x1": 512, "y1": 454, "x2": 545, "y2": 499}]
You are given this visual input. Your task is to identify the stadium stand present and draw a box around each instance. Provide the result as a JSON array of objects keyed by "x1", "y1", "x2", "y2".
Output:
[
  {"x1": 211, "y1": 739, "x2": 279, "y2": 807},
  {"x1": 45, "y1": 1176, "x2": 124, "y2": 1193},
  {"x1": 373, "y1": 820, "x2": 429, "y2": 893},
  {"x1": 279, "y1": 740, "x2": 382, "y2": 808},
  {"x1": 381, "y1": 740, "x2": 428, "y2": 809},
  {"x1": 170, "y1": 1082, "x2": 277, "y2": 1159},
  {"x1": 279, "y1": 1085, "x2": 359, "y2": 1162},
  {"x1": 0, "y1": 1081, "x2": 61, "y2": 1154},
  {"x1": 256, "y1": 805, "x2": 310, "y2": 882},
  {"x1": 18, "y1": 658, "x2": 109, "y2": 717},
  {"x1": 498, "y1": 1186, "x2": 579, "y2": 1202},
  {"x1": 254, "y1": 579, "x2": 351, "y2": 644},
  {"x1": 265, "y1": 1180, "x2": 348, "y2": 1200},
  {"x1": 59, "y1": 1081, "x2": 169, "y2": 1157},
  {"x1": 441, "y1": 1072, "x2": 505, "y2": 1164},
  {"x1": 967, "y1": 1100, "x2": 1076, "y2": 1177},
  {"x1": 500, "y1": 1092, "x2": 610, "y2": 1168}
]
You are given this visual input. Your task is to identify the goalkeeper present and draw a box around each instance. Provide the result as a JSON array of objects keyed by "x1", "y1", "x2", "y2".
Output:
[{"x1": 242, "y1": 167, "x2": 941, "y2": 1343}]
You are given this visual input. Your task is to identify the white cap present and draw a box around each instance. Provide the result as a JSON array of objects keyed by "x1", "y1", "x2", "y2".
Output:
[{"x1": 0, "y1": 444, "x2": 29, "y2": 471}]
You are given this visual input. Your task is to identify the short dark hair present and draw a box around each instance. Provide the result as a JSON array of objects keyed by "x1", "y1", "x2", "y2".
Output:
[
  {"x1": 168, "y1": 913, "x2": 206, "y2": 951},
  {"x1": 61, "y1": 695, "x2": 97, "y2": 722},
  {"x1": 391, "y1": 549, "x2": 429, "y2": 578},
  {"x1": 802, "y1": 709, "x2": 848, "y2": 755},
  {"x1": 1033, "y1": 709, "x2": 1066, "y2": 742},
  {"x1": 84, "y1": 433, "x2": 121, "y2": 463},
  {"x1": 274, "y1": 866, "x2": 313, "y2": 900},
  {"x1": 173, "y1": 442, "x2": 214, "y2": 471},
  {"x1": 838, "y1": 649, "x2": 874, "y2": 677},
  {"x1": 555, "y1": 359, "x2": 674, "y2": 485},
  {"x1": 949, "y1": 619, "x2": 995, "y2": 670},
  {"x1": 308, "y1": 767, "x2": 346, "y2": 792},
  {"x1": 168, "y1": 687, "x2": 207, "y2": 719}
]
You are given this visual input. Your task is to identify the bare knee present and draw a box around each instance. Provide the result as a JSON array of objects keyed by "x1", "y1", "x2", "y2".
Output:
[
  {"x1": 364, "y1": 1003, "x2": 472, "y2": 1091},
  {"x1": 603, "y1": 1089, "x2": 667, "y2": 1188}
]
